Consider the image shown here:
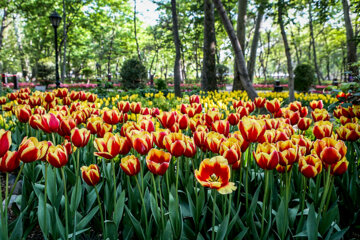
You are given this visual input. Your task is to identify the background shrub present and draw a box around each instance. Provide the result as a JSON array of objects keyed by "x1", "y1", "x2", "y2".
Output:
[
  {"x1": 294, "y1": 64, "x2": 316, "y2": 92},
  {"x1": 120, "y1": 58, "x2": 147, "y2": 89}
]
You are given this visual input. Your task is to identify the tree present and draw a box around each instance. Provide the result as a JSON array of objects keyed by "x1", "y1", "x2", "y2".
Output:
[
  {"x1": 171, "y1": 0, "x2": 182, "y2": 97},
  {"x1": 213, "y1": 0, "x2": 258, "y2": 100},
  {"x1": 308, "y1": 0, "x2": 322, "y2": 84},
  {"x1": 278, "y1": 0, "x2": 295, "y2": 102},
  {"x1": 342, "y1": 0, "x2": 358, "y2": 78},
  {"x1": 201, "y1": 0, "x2": 217, "y2": 91}
]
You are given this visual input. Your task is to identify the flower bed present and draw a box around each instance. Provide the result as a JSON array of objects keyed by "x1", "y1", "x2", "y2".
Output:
[{"x1": 0, "y1": 88, "x2": 359, "y2": 239}]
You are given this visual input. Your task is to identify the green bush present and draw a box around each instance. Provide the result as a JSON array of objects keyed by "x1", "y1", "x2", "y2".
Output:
[
  {"x1": 120, "y1": 58, "x2": 147, "y2": 89},
  {"x1": 216, "y1": 64, "x2": 229, "y2": 84},
  {"x1": 155, "y1": 78, "x2": 167, "y2": 91},
  {"x1": 294, "y1": 64, "x2": 316, "y2": 92}
]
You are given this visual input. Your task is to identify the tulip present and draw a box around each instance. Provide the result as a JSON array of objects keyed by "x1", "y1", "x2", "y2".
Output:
[
  {"x1": 313, "y1": 121, "x2": 333, "y2": 139},
  {"x1": 297, "y1": 117, "x2": 312, "y2": 131},
  {"x1": 139, "y1": 119, "x2": 155, "y2": 133},
  {"x1": 178, "y1": 114, "x2": 189, "y2": 130},
  {"x1": 151, "y1": 107, "x2": 160, "y2": 117},
  {"x1": 299, "y1": 106, "x2": 308, "y2": 118},
  {"x1": 336, "y1": 92, "x2": 350, "y2": 100},
  {"x1": 258, "y1": 129, "x2": 276, "y2": 144},
  {"x1": 44, "y1": 92, "x2": 55, "y2": 103},
  {"x1": 193, "y1": 130, "x2": 207, "y2": 152},
  {"x1": 245, "y1": 101, "x2": 255, "y2": 113},
  {"x1": 339, "y1": 116, "x2": 357, "y2": 125},
  {"x1": 291, "y1": 135, "x2": 312, "y2": 156},
  {"x1": 86, "y1": 117, "x2": 102, "y2": 134},
  {"x1": 18, "y1": 92, "x2": 30, "y2": 100},
  {"x1": 28, "y1": 96, "x2": 42, "y2": 108},
  {"x1": 340, "y1": 106, "x2": 355, "y2": 118},
  {"x1": 212, "y1": 120, "x2": 230, "y2": 137},
  {"x1": 236, "y1": 106, "x2": 249, "y2": 119},
  {"x1": 157, "y1": 111, "x2": 177, "y2": 129},
  {"x1": 71, "y1": 128, "x2": 91, "y2": 148},
  {"x1": 204, "y1": 111, "x2": 221, "y2": 128},
  {"x1": 0, "y1": 151, "x2": 20, "y2": 172},
  {"x1": 15, "y1": 105, "x2": 32, "y2": 123},
  {"x1": 118, "y1": 101, "x2": 130, "y2": 113},
  {"x1": 153, "y1": 129, "x2": 170, "y2": 149},
  {"x1": 298, "y1": 155, "x2": 322, "y2": 178},
  {"x1": 130, "y1": 102, "x2": 142, "y2": 114},
  {"x1": 253, "y1": 142, "x2": 279, "y2": 170},
  {"x1": 276, "y1": 164, "x2": 292, "y2": 173},
  {"x1": 354, "y1": 105, "x2": 360, "y2": 118},
  {"x1": 219, "y1": 137, "x2": 242, "y2": 165},
  {"x1": 81, "y1": 164, "x2": 101, "y2": 186},
  {"x1": 191, "y1": 103, "x2": 203, "y2": 114},
  {"x1": 94, "y1": 132, "x2": 121, "y2": 159},
  {"x1": 58, "y1": 118, "x2": 77, "y2": 137},
  {"x1": 227, "y1": 113, "x2": 240, "y2": 126},
  {"x1": 336, "y1": 123, "x2": 360, "y2": 141},
  {"x1": 309, "y1": 100, "x2": 323, "y2": 110},
  {"x1": 103, "y1": 109, "x2": 121, "y2": 125},
  {"x1": 87, "y1": 93, "x2": 97, "y2": 102},
  {"x1": 18, "y1": 137, "x2": 43, "y2": 163},
  {"x1": 254, "y1": 97, "x2": 266, "y2": 109},
  {"x1": 0, "y1": 129, "x2": 12, "y2": 158},
  {"x1": 69, "y1": 91, "x2": 80, "y2": 101},
  {"x1": 206, "y1": 131, "x2": 225, "y2": 154},
  {"x1": 96, "y1": 123, "x2": 113, "y2": 138},
  {"x1": 120, "y1": 155, "x2": 141, "y2": 176},
  {"x1": 63, "y1": 96, "x2": 71, "y2": 106},
  {"x1": 276, "y1": 140, "x2": 298, "y2": 166},
  {"x1": 238, "y1": 117, "x2": 266, "y2": 142},
  {"x1": 184, "y1": 137, "x2": 197, "y2": 158},
  {"x1": 313, "y1": 137, "x2": 347, "y2": 164},
  {"x1": 289, "y1": 101, "x2": 302, "y2": 112},
  {"x1": 230, "y1": 131, "x2": 250, "y2": 152},
  {"x1": 287, "y1": 110, "x2": 300, "y2": 125},
  {"x1": 163, "y1": 132, "x2": 186, "y2": 157},
  {"x1": 233, "y1": 100, "x2": 244, "y2": 109},
  {"x1": 265, "y1": 99, "x2": 281, "y2": 114},
  {"x1": 189, "y1": 95, "x2": 200, "y2": 104},
  {"x1": 63, "y1": 139, "x2": 76, "y2": 155},
  {"x1": 34, "y1": 107, "x2": 46, "y2": 115},
  {"x1": 79, "y1": 91, "x2": 87, "y2": 101},
  {"x1": 265, "y1": 119, "x2": 280, "y2": 130},
  {"x1": 140, "y1": 107, "x2": 151, "y2": 115},
  {"x1": 36, "y1": 113, "x2": 60, "y2": 134},
  {"x1": 311, "y1": 109, "x2": 330, "y2": 122},
  {"x1": 46, "y1": 145, "x2": 68, "y2": 168},
  {"x1": 333, "y1": 107, "x2": 342, "y2": 119},
  {"x1": 330, "y1": 158, "x2": 348, "y2": 175},
  {"x1": 131, "y1": 130, "x2": 153, "y2": 155},
  {"x1": 120, "y1": 121, "x2": 140, "y2": 137},
  {"x1": 146, "y1": 148, "x2": 171, "y2": 175},
  {"x1": 194, "y1": 156, "x2": 236, "y2": 194}
]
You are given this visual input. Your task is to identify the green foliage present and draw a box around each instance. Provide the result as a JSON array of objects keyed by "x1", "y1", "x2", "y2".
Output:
[
  {"x1": 294, "y1": 64, "x2": 316, "y2": 92},
  {"x1": 155, "y1": 78, "x2": 167, "y2": 91},
  {"x1": 216, "y1": 64, "x2": 229, "y2": 84},
  {"x1": 36, "y1": 59, "x2": 55, "y2": 87},
  {"x1": 120, "y1": 58, "x2": 147, "y2": 89}
]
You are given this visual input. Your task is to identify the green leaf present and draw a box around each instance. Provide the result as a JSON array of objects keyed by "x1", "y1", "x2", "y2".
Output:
[
  {"x1": 70, "y1": 178, "x2": 82, "y2": 213},
  {"x1": 233, "y1": 228, "x2": 248, "y2": 240},
  {"x1": 276, "y1": 197, "x2": 287, "y2": 239},
  {"x1": 319, "y1": 206, "x2": 338, "y2": 235},
  {"x1": 169, "y1": 192, "x2": 183, "y2": 239},
  {"x1": 150, "y1": 192, "x2": 160, "y2": 226},
  {"x1": 307, "y1": 204, "x2": 318, "y2": 240},
  {"x1": 329, "y1": 227, "x2": 349, "y2": 240},
  {"x1": 77, "y1": 206, "x2": 99, "y2": 230},
  {"x1": 113, "y1": 191, "x2": 126, "y2": 228},
  {"x1": 54, "y1": 207, "x2": 65, "y2": 240},
  {"x1": 125, "y1": 206, "x2": 145, "y2": 240},
  {"x1": 215, "y1": 214, "x2": 229, "y2": 240},
  {"x1": 9, "y1": 209, "x2": 25, "y2": 240},
  {"x1": 61, "y1": 228, "x2": 90, "y2": 240},
  {"x1": 46, "y1": 165, "x2": 58, "y2": 205},
  {"x1": 162, "y1": 220, "x2": 173, "y2": 240}
]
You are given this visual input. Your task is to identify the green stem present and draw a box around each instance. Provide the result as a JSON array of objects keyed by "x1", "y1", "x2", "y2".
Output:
[
  {"x1": 111, "y1": 158, "x2": 117, "y2": 210},
  {"x1": 261, "y1": 170, "x2": 269, "y2": 238},
  {"x1": 237, "y1": 155, "x2": 244, "y2": 203},
  {"x1": 94, "y1": 185, "x2": 105, "y2": 238},
  {"x1": 151, "y1": 174, "x2": 158, "y2": 210},
  {"x1": 61, "y1": 168, "x2": 69, "y2": 240},
  {"x1": 52, "y1": 132, "x2": 56, "y2": 145},
  {"x1": 44, "y1": 163, "x2": 48, "y2": 239},
  {"x1": 157, "y1": 176, "x2": 165, "y2": 229},
  {"x1": 211, "y1": 190, "x2": 217, "y2": 240},
  {"x1": 135, "y1": 176, "x2": 148, "y2": 231},
  {"x1": 175, "y1": 157, "x2": 180, "y2": 205},
  {"x1": 7, "y1": 164, "x2": 24, "y2": 206},
  {"x1": 324, "y1": 178, "x2": 334, "y2": 213},
  {"x1": 0, "y1": 174, "x2": 5, "y2": 240},
  {"x1": 245, "y1": 144, "x2": 251, "y2": 212},
  {"x1": 317, "y1": 166, "x2": 331, "y2": 224}
]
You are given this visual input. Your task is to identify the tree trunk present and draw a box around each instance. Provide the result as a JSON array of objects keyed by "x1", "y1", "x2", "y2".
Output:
[
  {"x1": 202, "y1": 0, "x2": 217, "y2": 92},
  {"x1": 233, "y1": 0, "x2": 247, "y2": 90},
  {"x1": 194, "y1": 42, "x2": 200, "y2": 80},
  {"x1": 134, "y1": 0, "x2": 142, "y2": 63},
  {"x1": 247, "y1": 4, "x2": 264, "y2": 83},
  {"x1": 0, "y1": 7, "x2": 8, "y2": 51},
  {"x1": 13, "y1": 15, "x2": 27, "y2": 78},
  {"x1": 213, "y1": 0, "x2": 258, "y2": 100},
  {"x1": 62, "y1": 0, "x2": 66, "y2": 82},
  {"x1": 171, "y1": 0, "x2": 182, "y2": 97},
  {"x1": 290, "y1": 29, "x2": 300, "y2": 66},
  {"x1": 342, "y1": 0, "x2": 358, "y2": 78},
  {"x1": 278, "y1": 0, "x2": 295, "y2": 101},
  {"x1": 308, "y1": 0, "x2": 322, "y2": 84}
]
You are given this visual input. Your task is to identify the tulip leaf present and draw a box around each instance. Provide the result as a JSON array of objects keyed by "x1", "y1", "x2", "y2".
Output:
[
  {"x1": 329, "y1": 226, "x2": 349, "y2": 240},
  {"x1": 150, "y1": 192, "x2": 161, "y2": 226},
  {"x1": 233, "y1": 227, "x2": 248, "y2": 240},
  {"x1": 77, "y1": 206, "x2": 99, "y2": 230},
  {"x1": 104, "y1": 221, "x2": 117, "y2": 240},
  {"x1": 216, "y1": 214, "x2": 229, "y2": 240},
  {"x1": 114, "y1": 190, "x2": 126, "y2": 228},
  {"x1": 70, "y1": 178, "x2": 82, "y2": 213},
  {"x1": 46, "y1": 165, "x2": 58, "y2": 205},
  {"x1": 276, "y1": 197, "x2": 287, "y2": 239},
  {"x1": 169, "y1": 192, "x2": 183, "y2": 239},
  {"x1": 162, "y1": 220, "x2": 173, "y2": 240},
  {"x1": 125, "y1": 206, "x2": 145, "y2": 240},
  {"x1": 9, "y1": 208, "x2": 26, "y2": 240},
  {"x1": 54, "y1": 206, "x2": 65, "y2": 240},
  {"x1": 62, "y1": 228, "x2": 90, "y2": 240},
  {"x1": 306, "y1": 204, "x2": 318, "y2": 240},
  {"x1": 319, "y1": 205, "x2": 338, "y2": 235}
]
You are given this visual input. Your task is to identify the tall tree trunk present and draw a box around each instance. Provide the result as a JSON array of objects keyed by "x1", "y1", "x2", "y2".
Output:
[
  {"x1": 194, "y1": 42, "x2": 200, "y2": 80},
  {"x1": 0, "y1": 7, "x2": 8, "y2": 51},
  {"x1": 290, "y1": 29, "x2": 300, "y2": 66},
  {"x1": 233, "y1": 0, "x2": 247, "y2": 90},
  {"x1": 342, "y1": 0, "x2": 358, "y2": 78},
  {"x1": 62, "y1": 0, "x2": 66, "y2": 82},
  {"x1": 308, "y1": 0, "x2": 322, "y2": 84},
  {"x1": 247, "y1": 4, "x2": 264, "y2": 83},
  {"x1": 278, "y1": 0, "x2": 295, "y2": 101},
  {"x1": 171, "y1": 0, "x2": 182, "y2": 97},
  {"x1": 202, "y1": 0, "x2": 217, "y2": 91},
  {"x1": 134, "y1": 0, "x2": 142, "y2": 63},
  {"x1": 213, "y1": 0, "x2": 258, "y2": 100}
]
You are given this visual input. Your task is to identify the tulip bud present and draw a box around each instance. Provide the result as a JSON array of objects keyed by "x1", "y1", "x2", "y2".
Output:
[
  {"x1": 120, "y1": 155, "x2": 140, "y2": 176},
  {"x1": 0, "y1": 151, "x2": 20, "y2": 172},
  {"x1": 146, "y1": 149, "x2": 171, "y2": 175},
  {"x1": 0, "y1": 129, "x2": 12, "y2": 158},
  {"x1": 46, "y1": 145, "x2": 68, "y2": 168},
  {"x1": 71, "y1": 128, "x2": 91, "y2": 148},
  {"x1": 81, "y1": 164, "x2": 101, "y2": 186},
  {"x1": 253, "y1": 142, "x2": 279, "y2": 170}
]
